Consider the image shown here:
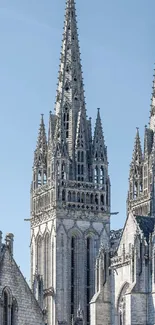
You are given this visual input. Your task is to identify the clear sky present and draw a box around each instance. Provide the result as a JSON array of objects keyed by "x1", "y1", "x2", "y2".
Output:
[{"x1": 0, "y1": 0, "x2": 155, "y2": 282}]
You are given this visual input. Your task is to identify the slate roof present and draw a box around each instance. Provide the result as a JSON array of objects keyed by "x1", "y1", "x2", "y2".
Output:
[{"x1": 135, "y1": 216, "x2": 155, "y2": 242}]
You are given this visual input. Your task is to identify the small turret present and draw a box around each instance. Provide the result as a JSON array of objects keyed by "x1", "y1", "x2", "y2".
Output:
[
  {"x1": 92, "y1": 108, "x2": 108, "y2": 188},
  {"x1": 75, "y1": 107, "x2": 88, "y2": 181},
  {"x1": 32, "y1": 114, "x2": 47, "y2": 189},
  {"x1": 5, "y1": 233, "x2": 14, "y2": 256},
  {"x1": 131, "y1": 128, "x2": 142, "y2": 167},
  {"x1": 93, "y1": 108, "x2": 107, "y2": 163},
  {"x1": 127, "y1": 128, "x2": 143, "y2": 214}
]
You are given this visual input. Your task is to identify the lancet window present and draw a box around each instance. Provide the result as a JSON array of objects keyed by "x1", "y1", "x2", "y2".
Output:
[
  {"x1": 62, "y1": 189, "x2": 66, "y2": 201},
  {"x1": 71, "y1": 237, "x2": 75, "y2": 318},
  {"x1": 3, "y1": 289, "x2": 17, "y2": 325},
  {"x1": 134, "y1": 181, "x2": 138, "y2": 199},
  {"x1": 77, "y1": 150, "x2": 84, "y2": 181},
  {"x1": 100, "y1": 166, "x2": 104, "y2": 184},
  {"x1": 44, "y1": 234, "x2": 50, "y2": 289},
  {"x1": 43, "y1": 171, "x2": 47, "y2": 184},
  {"x1": 117, "y1": 283, "x2": 129, "y2": 325},
  {"x1": 61, "y1": 162, "x2": 66, "y2": 180},
  {"x1": 3, "y1": 290, "x2": 8, "y2": 325},
  {"x1": 94, "y1": 166, "x2": 99, "y2": 184},
  {"x1": 86, "y1": 238, "x2": 90, "y2": 325},
  {"x1": 37, "y1": 236, "x2": 43, "y2": 275},
  {"x1": 63, "y1": 105, "x2": 69, "y2": 138},
  {"x1": 38, "y1": 170, "x2": 42, "y2": 186}
]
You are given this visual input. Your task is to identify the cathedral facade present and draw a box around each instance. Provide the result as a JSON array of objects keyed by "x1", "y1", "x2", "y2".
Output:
[
  {"x1": 1, "y1": 1, "x2": 155, "y2": 325},
  {"x1": 30, "y1": 1, "x2": 110, "y2": 325},
  {"x1": 28, "y1": 0, "x2": 155, "y2": 325}
]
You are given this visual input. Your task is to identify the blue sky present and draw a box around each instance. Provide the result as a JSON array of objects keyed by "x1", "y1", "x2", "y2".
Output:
[{"x1": 0, "y1": 0, "x2": 155, "y2": 281}]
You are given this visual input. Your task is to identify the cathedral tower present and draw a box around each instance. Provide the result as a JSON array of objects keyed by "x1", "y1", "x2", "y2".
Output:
[
  {"x1": 127, "y1": 70, "x2": 155, "y2": 216},
  {"x1": 30, "y1": 1, "x2": 110, "y2": 325}
]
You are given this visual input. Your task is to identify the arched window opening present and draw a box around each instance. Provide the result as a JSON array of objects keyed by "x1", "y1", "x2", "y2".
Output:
[
  {"x1": 38, "y1": 170, "x2": 42, "y2": 186},
  {"x1": 90, "y1": 194, "x2": 94, "y2": 204},
  {"x1": 86, "y1": 238, "x2": 90, "y2": 325},
  {"x1": 63, "y1": 106, "x2": 69, "y2": 138},
  {"x1": 81, "y1": 151, "x2": 84, "y2": 163},
  {"x1": 81, "y1": 192, "x2": 85, "y2": 203},
  {"x1": 71, "y1": 237, "x2": 75, "y2": 318},
  {"x1": 86, "y1": 193, "x2": 90, "y2": 204},
  {"x1": 95, "y1": 194, "x2": 98, "y2": 205},
  {"x1": 72, "y1": 192, "x2": 76, "y2": 202},
  {"x1": 140, "y1": 182, "x2": 143, "y2": 194},
  {"x1": 57, "y1": 161, "x2": 60, "y2": 177},
  {"x1": 37, "y1": 237, "x2": 43, "y2": 275},
  {"x1": 134, "y1": 182, "x2": 138, "y2": 199},
  {"x1": 101, "y1": 194, "x2": 104, "y2": 205},
  {"x1": 68, "y1": 191, "x2": 71, "y2": 202},
  {"x1": 78, "y1": 151, "x2": 80, "y2": 162},
  {"x1": 77, "y1": 151, "x2": 84, "y2": 181},
  {"x1": 100, "y1": 166, "x2": 104, "y2": 185},
  {"x1": 78, "y1": 164, "x2": 80, "y2": 175},
  {"x1": 62, "y1": 189, "x2": 66, "y2": 201},
  {"x1": 94, "y1": 166, "x2": 99, "y2": 184},
  {"x1": 44, "y1": 234, "x2": 50, "y2": 289},
  {"x1": 3, "y1": 291, "x2": 8, "y2": 325},
  {"x1": 77, "y1": 192, "x2": 80, "y2": 203},
  {"x1": 117, "y1": 283, "x2": 129, "y2": 325},
  {"x1": 43, "y1": 171, "x2": 47, "y2": 185},
  {"x1": 61, "y1": 162, "x2": 66, "y2": 180}
]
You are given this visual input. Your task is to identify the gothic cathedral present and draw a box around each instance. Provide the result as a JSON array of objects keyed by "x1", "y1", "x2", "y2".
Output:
[{"x1": 30, "y1": 1, "x2": 110, "y2": 325}]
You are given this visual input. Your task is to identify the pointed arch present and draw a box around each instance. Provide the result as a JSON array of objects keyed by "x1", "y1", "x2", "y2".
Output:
[
  {"x1": 2, "y1": 287, "x2": 12, "y2": 325},
  {"x1": 37, "y1": 235, "x2": 43, "y2": 275},
  {"x1": 69, "y1": 228, "x2": 83, "y2": 318},
  {"x1": 117, "y1": 282, "x2": 129, "y2": 325},
  {"x1": 44, "y1": 232, "x2": 50, "y2": 289}
]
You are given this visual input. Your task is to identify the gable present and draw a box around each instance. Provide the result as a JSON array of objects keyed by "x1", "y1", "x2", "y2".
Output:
[
  {"x1": 0, "y1": 248, "x2": 44, "y2": 325},
  {"x1": 117, "y1": 212, "x2": 137, "y2": 255}
]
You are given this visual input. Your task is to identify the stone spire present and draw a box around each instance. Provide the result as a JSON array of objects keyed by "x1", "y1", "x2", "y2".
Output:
[
  {"x1": 54, "y1": 0, "x2": 86, "y2": 158},
  {"x1": 93, "y1": 108, "x2": 107, "y2": 162},
  {"x1": 150, "y1": 68, "x2": 155, "y2": 131}
]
